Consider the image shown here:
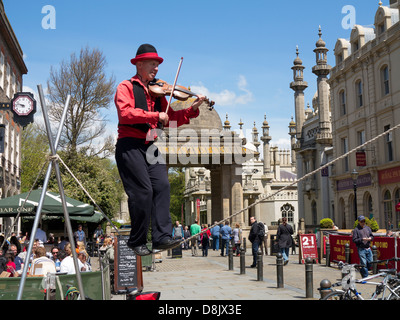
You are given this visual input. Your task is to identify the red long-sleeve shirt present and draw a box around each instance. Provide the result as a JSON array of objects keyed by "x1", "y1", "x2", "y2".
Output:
[{"x1": 114, "y1": 76, "x2": 200, "y2": 141}]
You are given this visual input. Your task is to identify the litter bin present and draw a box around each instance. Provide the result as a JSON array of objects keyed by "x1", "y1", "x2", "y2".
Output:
[
  {"x1": 141, "y1": 243, "x2": 153, "y2": 271},
  {"x1": 270, "y1": 234, "x2": 279, "y2": 256}
]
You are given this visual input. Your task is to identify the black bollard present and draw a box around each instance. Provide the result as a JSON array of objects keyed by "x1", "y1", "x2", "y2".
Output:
[
  {"x1": 345, "y1": 243, "x2": 350, "y2": 264},
  {"x1": 257, "y1": 248, "x2": 263, "y2": 281},
  {"x1": 372, "y1": 245, "x2": 378, "y2": 274},
  {"x1": 319, "y1": 279, "x2": 332, "y2": 299},
  {"x1": 326, "y1": 242, "x2": 331, "y2": 267},
  {"x1": 243, "y1": 238, "x2": 247, "y2": 253},
  {"x1": 240, "y1": 246, "x2": 245, "y2": 275},
  {"x1": 276, "y1": 253, "x2": 284, "y2": 288},
  {"x1": 228, "y1": 242, "x2": 233, "y2": 271},
  {"x1": 305, "y1": 257, "x2": 313, "y2": 298}
]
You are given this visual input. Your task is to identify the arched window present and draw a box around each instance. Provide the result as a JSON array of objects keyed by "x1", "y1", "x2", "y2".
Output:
[
  {"x1": 384, "y1": 190, "x2": 393, "y2": 230},
  {"x1": 394, "y1": 189, "x2": 400, "y2": 230},
  {"x1": 281, "y1": 203, "x2": 294, "y2": 224}
]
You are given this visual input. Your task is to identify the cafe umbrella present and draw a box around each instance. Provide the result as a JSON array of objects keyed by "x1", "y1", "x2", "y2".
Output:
[{"x1": 0, "y1": 189, "x2": 95, "y2": 218}]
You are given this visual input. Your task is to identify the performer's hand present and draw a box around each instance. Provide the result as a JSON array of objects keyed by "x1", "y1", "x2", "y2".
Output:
[
  {"x1": 159, "y1": 112, "x2": 169, "y2": 125},
  {"x1": 191, "y1": 95, "x2": 206, "y2": 111}
]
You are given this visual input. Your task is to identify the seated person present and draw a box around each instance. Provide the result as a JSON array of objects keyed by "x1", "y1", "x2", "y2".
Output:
[{"x1": 31, "y1": 246, "x2": 56, "y2": 276}]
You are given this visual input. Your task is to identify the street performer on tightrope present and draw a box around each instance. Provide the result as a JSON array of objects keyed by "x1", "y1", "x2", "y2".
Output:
[{"x1": 114, "y1": 44, "x2": 205, "y2": 256}]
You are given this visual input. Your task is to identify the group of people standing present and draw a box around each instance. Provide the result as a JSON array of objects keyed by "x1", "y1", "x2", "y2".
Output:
[{"x1": 171, "y1": 216, "x2": 296, "y2": 269}]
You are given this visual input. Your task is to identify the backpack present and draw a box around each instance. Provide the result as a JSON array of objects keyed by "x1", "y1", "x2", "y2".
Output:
[{"x1": 258, "y1": 222, "x2": 265, "y2": 239}]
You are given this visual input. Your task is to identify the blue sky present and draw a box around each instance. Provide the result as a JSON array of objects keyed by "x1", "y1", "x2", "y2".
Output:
[{"x1": 4, "y1": 0, "x2": 386, "y2": 148}]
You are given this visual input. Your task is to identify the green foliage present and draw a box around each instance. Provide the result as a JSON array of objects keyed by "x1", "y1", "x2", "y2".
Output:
[
  {"x1": 168, "y1": 167, "x2": 185, "y2": 223},
  {"x1": 320, "y1": 218, "x2": 334, "y2": 229},
  {"x1": 46, "y1": 150, "x2": 124, "y2": 221},
  {"x1": 353, "y1": 217, "x2": 379, "y2": 232},
  {"x1": 20, "y1": 123, "x2": 50, "y2": 193}
]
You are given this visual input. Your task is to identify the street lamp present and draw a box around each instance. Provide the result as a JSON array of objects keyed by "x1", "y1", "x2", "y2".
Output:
[{"x1": 351, "y1": 169, "x2": 359, "y2": 221}]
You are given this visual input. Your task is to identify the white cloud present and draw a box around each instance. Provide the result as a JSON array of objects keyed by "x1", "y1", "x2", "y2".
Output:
[{"x1": 190, "y1": 75, "x2": 253, "y2": 106}]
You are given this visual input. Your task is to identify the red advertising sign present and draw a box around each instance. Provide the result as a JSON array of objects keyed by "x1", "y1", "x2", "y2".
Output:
[
  {"x1": 378, "y1": 166, "x2": 400, "y2": 185},
  {"x1": 396, "y1": 202, "x2": 400, "y2": 212},
  {"x1": 329, "y1": 234, "x2": 400, "y2": 271},
  {"x1": 300, "y1": 234, "x2": 319, "y2": 263},
  {"x1": 356, "y1": 151, "x2": 366, "y2": 166}
]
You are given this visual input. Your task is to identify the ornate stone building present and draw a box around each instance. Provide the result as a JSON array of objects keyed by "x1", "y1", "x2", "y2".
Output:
[
  {"x1": 290, "y1": 29, "x2": 335, "y2": 230},
  {"x1": 329, "y1": 0, "x2": 400, "y2": 229},
  {"x1": 182, "y1": 111, "x2": 298, "y2": 231},
  {"x1": 0, "y1": 1, "x2": 27, "y2": 232}
]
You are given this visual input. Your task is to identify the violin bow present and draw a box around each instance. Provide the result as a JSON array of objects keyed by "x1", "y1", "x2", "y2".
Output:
[{"x1": 165, "y1": 57, "x2": 184, "y2": 114}]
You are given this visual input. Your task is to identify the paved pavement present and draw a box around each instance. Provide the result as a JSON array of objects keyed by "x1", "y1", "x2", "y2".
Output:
[{"x1": 104, "y1": 247, "x2": 362, "y2": 301}]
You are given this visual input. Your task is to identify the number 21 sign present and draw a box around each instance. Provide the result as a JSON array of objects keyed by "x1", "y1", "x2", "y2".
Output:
[{"x1": 299, "y1": 234, "x2": 318, "y2": 264}]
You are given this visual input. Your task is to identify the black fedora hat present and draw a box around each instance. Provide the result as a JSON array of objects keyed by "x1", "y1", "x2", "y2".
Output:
[{"x1": 131, "y1": 44, "x2": 164, "y2": 65}]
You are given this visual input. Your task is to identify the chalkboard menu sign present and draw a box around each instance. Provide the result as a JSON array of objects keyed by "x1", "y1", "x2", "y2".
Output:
[{"x1": 113, "y1": 235, "x2": 143, "y2": 292}]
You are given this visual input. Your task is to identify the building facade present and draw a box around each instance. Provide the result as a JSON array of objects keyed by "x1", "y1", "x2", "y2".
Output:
[
  {"x1": 0, "y1": 1, "x2": 27, "y2": 232},
  {"x1": 184, "y1": 114, "x2": 298, "y2": 232},
  {"x1": 329, "y1": 0, "x2": 400, "y2": 229},
  {"x1": 290, "y1": 29, "x2": 335, "y2": 230}
]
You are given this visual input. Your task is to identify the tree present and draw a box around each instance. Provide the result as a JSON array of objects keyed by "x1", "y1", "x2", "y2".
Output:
[
  {"x1": 47, "y1": 150, "x2": 124, "y2": 220},
  {"x1": 46, "y1": 46, "x2": 115, "y2": 157},
  {"x1": 20, "y1": 123, "x2": 49, "y2": 192},
  {"x1": 168, "y1": 167, "x2": 185, "y2": 223}
]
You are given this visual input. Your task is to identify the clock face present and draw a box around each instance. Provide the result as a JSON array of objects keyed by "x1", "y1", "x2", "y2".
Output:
[{"x1": 13, "y1": 95, "x2": 34, "y2": 116}]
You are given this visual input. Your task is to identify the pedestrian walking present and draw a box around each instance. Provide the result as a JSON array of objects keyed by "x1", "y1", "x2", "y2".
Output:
[
  {"x1": 352, "y1": 215, "x2": 374, "y2": 278},
  {"x1": 276, "y1": 217, "x2": 293, "y2": 265}
]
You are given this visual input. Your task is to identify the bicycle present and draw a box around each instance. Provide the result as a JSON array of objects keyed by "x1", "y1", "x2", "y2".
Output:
[{"x1": 322, "y1": 259, "x2": 400, "y2": 300}]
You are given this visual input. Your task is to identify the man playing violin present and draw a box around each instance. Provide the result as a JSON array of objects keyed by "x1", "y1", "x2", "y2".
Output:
[{"x1": 114, "y1": 44, "x2": 205, "y2": 256}]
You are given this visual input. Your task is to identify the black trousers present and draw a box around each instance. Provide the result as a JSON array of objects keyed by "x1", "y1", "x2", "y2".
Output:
[{"x1": 115, "y1": 137, "x2": 172, "y2": 247}]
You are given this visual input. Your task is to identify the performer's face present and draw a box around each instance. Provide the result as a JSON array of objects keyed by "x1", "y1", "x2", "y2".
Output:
[{"x1": 137, "y1": 59, "x2": 159, "y2": 82}]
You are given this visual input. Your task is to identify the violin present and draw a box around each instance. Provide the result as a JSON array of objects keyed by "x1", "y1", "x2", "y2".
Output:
[{"x1": 149, "y1": 79, "x2": 215, "y2": 110}]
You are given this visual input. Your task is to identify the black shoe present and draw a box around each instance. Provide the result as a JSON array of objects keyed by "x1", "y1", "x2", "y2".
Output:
[
  {"x1": 153, "y1": 238, "x2": 181, "y2": 250},
  {"x1": 284, "y1": 260, "x2": 289, "y2": 266},
  {"x1": 127, "y1": 243, "x2": 152, "y2": 256},
  {"x1": 250, "y1": 264, "x2": 256, "y2": 268}
]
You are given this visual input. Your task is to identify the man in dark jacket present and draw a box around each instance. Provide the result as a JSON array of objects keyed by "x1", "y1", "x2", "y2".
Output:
[
  {"x1": 352, "y1": 216, "x2": 374, "y2": 278},
  {"x1": 276, "y1": 217, "x2": 293, "y2": 265},
  {"x1": 248, "y1": 216, "x2": 262, "y2": 268}
]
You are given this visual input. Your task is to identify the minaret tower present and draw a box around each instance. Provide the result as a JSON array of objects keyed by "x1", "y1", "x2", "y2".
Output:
[
  {"x1": 312, "y1": 26, "x2": 332, "y2": 145},
  {"x1": 290, "y1": 46, "x2": 308, "y2": 143},
  {"x1": 260, "y1": 114, "x2": 272, "y2": 175}
]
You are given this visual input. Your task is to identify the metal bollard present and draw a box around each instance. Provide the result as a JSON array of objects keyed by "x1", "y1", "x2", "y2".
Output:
[
  {"x1": 228, "y1": 242, "x2": 233, "y2": 271},
  {"x1": 257, "y1": 248, "x2": 263, "y2": 281},
  {"x1": 243, "y1": 238, "x2": 247, "y2": 253},
  {"x1": 345, "y1": 243, "x2": 350, "y2": 264},
  {"x1": 372, "y1": 245, "x2": 378, "y2": 274},
  {"x1": 319, "y1": 279, "x2": 332, "y2": 299},
  {"x1": 305, "y1": 257, "x2": 313, "y2": 298},
  {"x1": 276, "y1": 253, "x2": 284, "y2": 288},
  {"x1": 240, "y1": 246, "x2": 246, "y2": 275},
  {"x1": 326, "y1": 242, "x2": 330, "y2": 267}
]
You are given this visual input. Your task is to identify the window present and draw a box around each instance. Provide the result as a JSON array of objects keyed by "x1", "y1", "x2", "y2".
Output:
[
  {"x1": 384, "y1": 125, "x2": 393, "y2": 162},
  {"x1": 311, "y1": 201, "x2": 317, "y2": 226},
  {"x1": 356, "y1": 80, "x2": 363, "y2": 107},
  {"x1": 394, "y1": 189, "x2": 400, "y2": 230},
  {"x1": 382, "y1": 66, "x2": 390, "y2": 96},
  {"x1": 358, "y1": 130, "x2": 365, "y2": 147},
  {"x1": 342, "y1": 137, "x2": 349, "y2": 172},
  {"x1": 384, "y1": 190, "x2": 393, "y2": 230},
  {"x1": 339, "y1": 90, "x2": 346, "y2": 116},
  {"x1": 281, "y1": 203, "x2": 294, "y2": 224}
]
